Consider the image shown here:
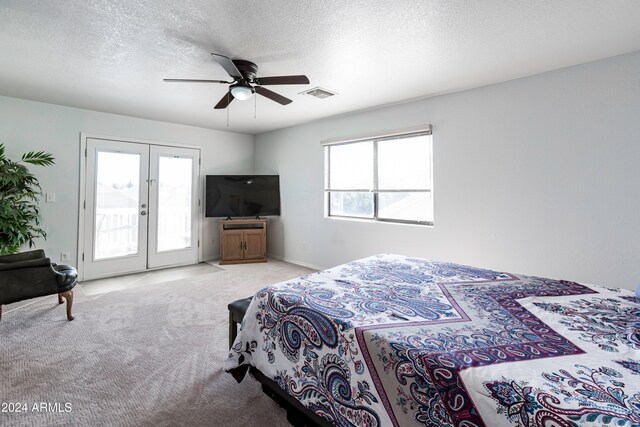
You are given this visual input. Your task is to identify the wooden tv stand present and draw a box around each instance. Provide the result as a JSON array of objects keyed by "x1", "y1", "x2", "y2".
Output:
[{"x1": 219, "y1": 219, "x2": 267, "y2": 265}]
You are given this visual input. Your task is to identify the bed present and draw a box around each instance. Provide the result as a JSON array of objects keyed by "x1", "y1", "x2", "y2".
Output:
[{"x1": 224, "y1": 254, "x2": 640, "y2": 426}]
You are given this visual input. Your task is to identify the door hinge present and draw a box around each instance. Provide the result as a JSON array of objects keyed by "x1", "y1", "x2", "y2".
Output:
[
  {"x1": 83, "y1": 200, "x2": 86, "y2": 209},
  {"x1": 197, "y1": 240, "x2": 200, "y2": 248},
  {"x1": 82, "y1": 253, "x2": 85, "y2": 261},
  {"x1": 85, "y1": 148, "x2": 87, "y2": 157},
  {"x1": 198, "y1": 198, "x2": 201, "y2": 206}
]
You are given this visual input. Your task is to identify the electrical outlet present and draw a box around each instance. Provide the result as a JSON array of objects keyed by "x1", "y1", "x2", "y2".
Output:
[{"x1": 60, "y1": 252, "x2": 70, "y2": 263}]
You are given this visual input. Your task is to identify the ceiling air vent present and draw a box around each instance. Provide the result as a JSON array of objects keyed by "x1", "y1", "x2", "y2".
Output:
[{"x1": 299, "y1": 87, "x2": 337, "y2": 99}]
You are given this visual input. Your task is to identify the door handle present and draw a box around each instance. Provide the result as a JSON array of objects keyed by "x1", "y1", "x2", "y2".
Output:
[{"x1": 141, "y1": 211, "x2": 147, "y2": 216}]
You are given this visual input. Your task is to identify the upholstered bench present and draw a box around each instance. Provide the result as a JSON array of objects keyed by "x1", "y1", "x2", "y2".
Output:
[{"x1": 228, "y1": 296, "x2": 253, "y2": 348}]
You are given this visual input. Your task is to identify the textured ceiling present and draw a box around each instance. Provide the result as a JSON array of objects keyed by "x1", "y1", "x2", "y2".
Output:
[{"x1": 1, "y1": 0, "x2": 640, "y2": 135}]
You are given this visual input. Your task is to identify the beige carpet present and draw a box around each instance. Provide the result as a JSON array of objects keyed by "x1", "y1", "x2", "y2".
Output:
[{"x1": 0, "y1": 260, "x2": 315, "y2": 426}]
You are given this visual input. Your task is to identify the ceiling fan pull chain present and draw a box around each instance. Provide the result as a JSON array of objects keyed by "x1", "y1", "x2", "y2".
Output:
[
  {"x1": 254, "y1": 93, "x2": 257, "y2": 119},
  {"x1": 226, "y1": 92, "x2": 230, "y2": 127}
]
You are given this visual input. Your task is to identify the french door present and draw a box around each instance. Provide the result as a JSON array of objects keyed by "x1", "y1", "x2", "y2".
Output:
[{"x1": 81, "y1": 138, "x2": 200, "y2": 280}]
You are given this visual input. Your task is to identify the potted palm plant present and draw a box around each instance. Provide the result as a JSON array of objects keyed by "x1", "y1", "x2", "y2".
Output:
[{"x1": 0, "y1": 143, "x2": 55, "y2": 255}]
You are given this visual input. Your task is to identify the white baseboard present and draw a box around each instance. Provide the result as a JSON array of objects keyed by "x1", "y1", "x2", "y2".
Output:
[
  {"x1": 267, "y1": 253, "x2": 323, "y2": 271},
  {"x1": 206, "y1": 253, "x2": 323, "y2": 271}
]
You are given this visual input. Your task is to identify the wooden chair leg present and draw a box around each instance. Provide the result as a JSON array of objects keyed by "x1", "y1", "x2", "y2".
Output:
[{"x1": 59, "y1": 290, "x2": 74, "y2": 321}]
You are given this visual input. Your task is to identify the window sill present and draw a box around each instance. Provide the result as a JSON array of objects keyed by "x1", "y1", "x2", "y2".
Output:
[{"x1": 325, "y1": 215, "x2": 434, "y2": 228}]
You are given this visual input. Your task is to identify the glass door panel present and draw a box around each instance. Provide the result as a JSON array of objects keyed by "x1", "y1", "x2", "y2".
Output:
[
  {"x1": 147, "y1": 145, "x2": 199, "y2": 268},
  {"x1": 157, "y1": 156, "x2": 193, "y2": 252},
  {"x1": 94, "y1": 151, "x2": 141, "y2": 259}
]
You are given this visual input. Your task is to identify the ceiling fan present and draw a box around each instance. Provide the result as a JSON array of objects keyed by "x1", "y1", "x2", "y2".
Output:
[{"x1": 164, "y1": 53, "x2": 310, "y2": 109}]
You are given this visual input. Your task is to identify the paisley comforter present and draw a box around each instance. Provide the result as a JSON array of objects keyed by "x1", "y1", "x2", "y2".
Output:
[{"x1": 224, "y1": 254, "x2": 640, "y2": 426}]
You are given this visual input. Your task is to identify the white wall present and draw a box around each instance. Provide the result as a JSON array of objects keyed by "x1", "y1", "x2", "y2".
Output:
[
  {"x1": 255, "y1": 50, "x2": 640, "y2": 291},
  {"x1": 0, "y1": 96, "x2": 254, "y2": 265}
]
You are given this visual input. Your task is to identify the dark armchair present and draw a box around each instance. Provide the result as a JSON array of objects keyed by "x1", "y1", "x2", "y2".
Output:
[{"x1": 0, "y1": 249, "x2": 78, "y2": 320}]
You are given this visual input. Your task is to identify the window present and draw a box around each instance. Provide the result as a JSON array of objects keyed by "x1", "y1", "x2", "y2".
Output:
[{"x1": 323, "y1": 126, "x2": 433, "y2": 225}]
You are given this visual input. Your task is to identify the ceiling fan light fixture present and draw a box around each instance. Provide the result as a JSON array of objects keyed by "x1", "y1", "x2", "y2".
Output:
[{"x1": 230, "y1": 83, "x2": 254, "y2": 101}]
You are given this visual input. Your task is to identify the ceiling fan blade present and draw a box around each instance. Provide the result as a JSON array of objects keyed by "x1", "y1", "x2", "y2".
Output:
[
  {"x1": 255, "y1": 75, "x2": 310, "y2": 85},
  {"x1": 211, "y1": 53, "x2": 243, "y2": 80},
  {"x1": 214, "y1": 91, "x2": 235, "y2": 109},
  {"x1": 163, "y1": 78, "x2": 231, "y2": 84},
  {"x1": 255, "y1": 86, "x2": 292, "y2": 105}
]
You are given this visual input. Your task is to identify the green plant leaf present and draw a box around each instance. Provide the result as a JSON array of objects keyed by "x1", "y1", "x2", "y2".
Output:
[
  {"x1": 21, "y1": 150, "x2": 55, "y2": 166},
  {"x1": 0, "y1": 142, "x2": 54, "y2": 253}
]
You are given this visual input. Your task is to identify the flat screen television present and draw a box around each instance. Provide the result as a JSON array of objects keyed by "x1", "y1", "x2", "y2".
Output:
[{"x1": 205, "y1": 175, "x2": 281, "y2": 218}]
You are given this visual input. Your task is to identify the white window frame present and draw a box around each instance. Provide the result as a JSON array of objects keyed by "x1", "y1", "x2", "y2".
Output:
[{"x1": 322, "y1": 125, "x2": 433, "y2": 226}]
